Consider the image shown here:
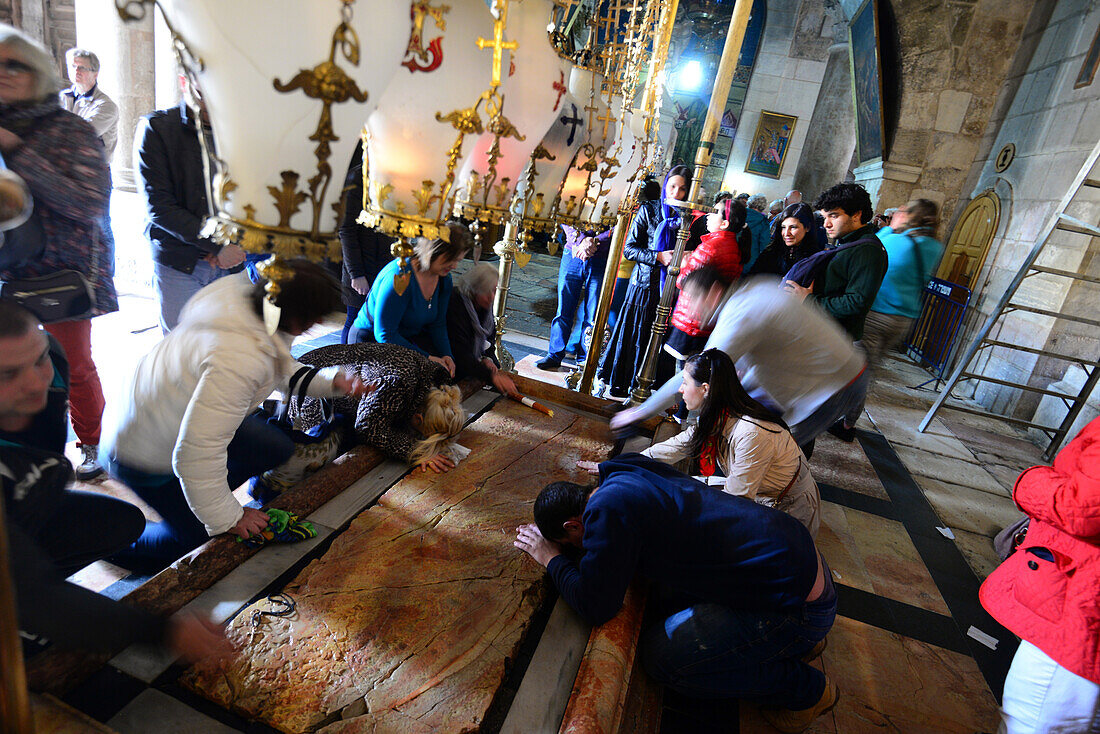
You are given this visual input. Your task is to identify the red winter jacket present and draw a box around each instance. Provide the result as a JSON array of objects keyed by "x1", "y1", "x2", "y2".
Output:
[
  {"x1": 980, "y1": 417, "x2": 1100, "y2": 684},
  {"x1": 670, "y1": 230, "x2": 743, "y2": 336}
]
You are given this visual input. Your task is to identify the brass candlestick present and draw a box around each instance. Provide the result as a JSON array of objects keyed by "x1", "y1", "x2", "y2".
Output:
[
  {"x1": 491, "y1": 213, "x2": 531, "y2": 372},
  {"x1": 630, "y1": 0, "x2": 755, "y2": 402}
]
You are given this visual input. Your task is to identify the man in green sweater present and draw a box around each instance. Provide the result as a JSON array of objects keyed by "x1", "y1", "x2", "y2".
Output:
[{"x1": 782, "y1": 182, "x2": 887, "y2": 441}]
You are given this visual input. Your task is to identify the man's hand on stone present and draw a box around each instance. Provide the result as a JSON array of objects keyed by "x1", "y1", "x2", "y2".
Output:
[
  {"x1": 514, "y1": 523, "x2": 561, "y2": 567},
  {"x1": 576, "y1": 460, "x2": 600, "y2": 475}
]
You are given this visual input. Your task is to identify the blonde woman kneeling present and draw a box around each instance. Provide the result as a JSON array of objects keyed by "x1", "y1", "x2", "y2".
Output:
[{"x1": 297, "y1": 342, "x2": 466, "y2": 473}]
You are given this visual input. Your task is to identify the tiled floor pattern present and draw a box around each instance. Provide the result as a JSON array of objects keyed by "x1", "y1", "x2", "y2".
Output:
[{"x1": 662, "y1": 426, "x2": 1011, "y2": 734}]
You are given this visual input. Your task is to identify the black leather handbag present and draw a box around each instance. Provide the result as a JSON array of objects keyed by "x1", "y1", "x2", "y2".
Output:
[{"x1": 0, "y1": 269, "x2": 95, "y2": 323}]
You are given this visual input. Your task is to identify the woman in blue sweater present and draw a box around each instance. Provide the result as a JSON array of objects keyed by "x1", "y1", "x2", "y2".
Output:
[{"x1": 349, "y1": 222, "x2": 471, "y2": 377}]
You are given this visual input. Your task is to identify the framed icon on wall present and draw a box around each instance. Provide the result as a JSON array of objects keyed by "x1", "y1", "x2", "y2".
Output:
[
  {"x1": 1075, "y1": 24, "x2": 1100, "y2": 88},
  {"x1": 849, "y1": 0, "x2": 886, "y2": 165},
  {"x1": 744, "y1": 110, "x2": 797, "y2": 179}
]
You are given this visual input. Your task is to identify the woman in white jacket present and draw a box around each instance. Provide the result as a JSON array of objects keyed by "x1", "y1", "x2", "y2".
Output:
[{"x1": 102, "y1": 260, "x2": 365, "y2": 572}]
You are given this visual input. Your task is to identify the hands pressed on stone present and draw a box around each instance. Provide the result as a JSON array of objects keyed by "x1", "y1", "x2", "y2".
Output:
[
  {"x1": 419, "y1": 453, "x2": 456, "y2": 474},
  {"x1": 514, "y1": 523, "x2": 562, "y2": 567},
  {"x1": 576, "y1": 460, "x2": 600, "y2": 476}
]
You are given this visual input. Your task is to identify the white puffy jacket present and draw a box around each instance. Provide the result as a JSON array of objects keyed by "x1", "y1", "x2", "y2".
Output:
[{"x1": 102, "y1": 274, "x2": 339, "y2": 535}]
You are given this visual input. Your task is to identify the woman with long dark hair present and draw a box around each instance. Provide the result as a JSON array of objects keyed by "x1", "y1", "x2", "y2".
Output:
[
  {"x1": 596, "y1": 165, "x2": 691, "y2": 397},
  {"x1": 745, "y1": 202, "x2": 823, "y2": 278},
  {"x1": 644, "y1": 348, "x2": 819, "y2": 535}
]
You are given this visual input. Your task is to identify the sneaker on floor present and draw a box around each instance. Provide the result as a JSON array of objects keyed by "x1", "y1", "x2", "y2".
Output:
[
  {"x1": 536, "y1": 355, "x2": 562, "y2": 370},
  {"x1": 75, "y1": 444, "x2": 104, "y2": 481},
  {"x1": 826, "y1": 420, "x2": 856, "y2": 443},
  {"x1": 761, "y1": 677, "x2": 840, "y2": 733}
]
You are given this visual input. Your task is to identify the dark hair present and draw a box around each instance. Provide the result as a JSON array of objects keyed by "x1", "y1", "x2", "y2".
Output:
[
  {"x1": 714, "y1": 191, "x2": 733, "y2": 205},
  {"x1": 534, "y1": 481, "x2": 591, "y2": 541},
  {"x1": 769, "y1": 202, "x2": 816, "y2": 251},
  {"x1": 905, "y1": 198, "x2": 940, "y2": 233},
  {"x1": 0, "y1": 299, "x2": 40, "y2": 338},
  {"x1": 683, "y1": 349, "x2": 789, "y2": 459},
  {"x1": 681, "y1": 263, "x2": 732, "y2": 297},
  {"x1": 720, "y1": 199, "x2": 747, "y2": 231},
  {"x1": 813, "y1": 182, "x2": 873, "y2": 225},
  {"x1": 249, "y1": 258, "x2": 343, "y2": 333},
  {"x1": 640, "y1": 177, "x2": 661, "y2": 202},
  {"x1": 415, "y1": 221, "x2": 471, "y2": 270},
  {"x1": 665, "y1": 165, "x2": 692, "y2": 186}
]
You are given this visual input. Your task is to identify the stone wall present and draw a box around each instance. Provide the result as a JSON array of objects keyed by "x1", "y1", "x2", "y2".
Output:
[
  {"x1": 951, "y1": 0, "x2": 1100, "y2": 435},
  {"x1": 720, "y1": 0, "x2": 833, "y2": 199},
  {"x1": 853, "y1": 0, "x2": 1035, "y2": 219}
]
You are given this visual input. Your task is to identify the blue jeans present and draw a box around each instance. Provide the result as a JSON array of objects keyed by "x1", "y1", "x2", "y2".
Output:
[
  {"x1": 642, "y1": 560, "x2": 837, "y2": 709},
  {"x1": 547, "y1": 248, "x2": 604, "y2": 359},
  {"x1": 153, "y1": 259, "x2": 227, "y2": 334},
  {"x1": 105, "y1": 413, "x2": 294, "y2": 573},
  {"x1": 790, "y1": 369, "x2": 870, "y2": 447}
]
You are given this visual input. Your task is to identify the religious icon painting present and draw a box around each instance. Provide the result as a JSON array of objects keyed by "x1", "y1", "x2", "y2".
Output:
[
  {"x1": 848, "y1": 0, "x2": 886, "y2": 164},
  {"x1": 744, "y1": 110, "x2": 796, "y2": 179},
  {"x1": 1075, "y1": 24, "x2": 1100, "y2": 89}
]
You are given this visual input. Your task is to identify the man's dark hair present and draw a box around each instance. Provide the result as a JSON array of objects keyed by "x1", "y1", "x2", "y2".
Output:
[
  {"x1": 0, "y1": 300, "x2": 40, "y2": 339},
  {"x1": 640, "y1": 177, "x2": 661, "y2": 202},
  {"x1": 249, "y1": 258, "x2": 343, "y2": 333},
  {"x1": 681, "y1": 263, "x2": 732, "y2": 297},
  {"x1": 813, "y1": 182, "x2": 873, "y2": 225},
  {"x1": 534, "y1": 481, "x2": 590, "y2": 541}
]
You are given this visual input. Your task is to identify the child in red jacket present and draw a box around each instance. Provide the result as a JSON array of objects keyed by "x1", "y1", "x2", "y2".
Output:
[
  {"x1": 664, "y1": 198, "x2": 747, "y2": 361},
  {"x1": 980, "y1": 416, "x2": 1100, "y2": 733}
]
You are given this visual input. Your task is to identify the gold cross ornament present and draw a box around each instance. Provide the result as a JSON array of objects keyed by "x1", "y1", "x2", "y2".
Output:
[
  {"x1": 477, "y1": 0, "x2": 518, "y2": 89},
  {"x1": 597, "y1": 107, "x2": 617, "y2": 140}
]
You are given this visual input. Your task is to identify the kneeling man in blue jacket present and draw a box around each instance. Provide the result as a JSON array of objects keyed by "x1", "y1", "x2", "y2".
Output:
[{"x1": 515, "y1": 454, "x2": 838, "y2": 733}]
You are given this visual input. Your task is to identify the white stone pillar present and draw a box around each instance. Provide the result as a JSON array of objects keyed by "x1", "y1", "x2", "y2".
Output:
[{"x1": 74, "y1": 0, "x2": 153, "y2": 190}]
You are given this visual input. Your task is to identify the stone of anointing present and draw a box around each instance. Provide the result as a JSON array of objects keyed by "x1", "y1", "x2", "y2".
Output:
[{"x1": 183, "y1": 398, "x2": 610, "y2": 733}]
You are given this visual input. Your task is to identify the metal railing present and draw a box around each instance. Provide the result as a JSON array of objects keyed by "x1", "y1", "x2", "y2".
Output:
[{"x1": 905, "y1": 277, "x2": 971, "y2": 390}]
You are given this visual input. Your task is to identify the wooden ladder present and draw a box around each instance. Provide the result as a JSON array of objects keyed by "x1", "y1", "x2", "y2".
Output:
[{"x1": 918, "y1": 137, "x2": 1100, "y2": 461}]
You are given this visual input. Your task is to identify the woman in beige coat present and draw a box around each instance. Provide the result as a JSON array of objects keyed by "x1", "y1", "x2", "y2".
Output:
[{"x1": 591, "y1": 349, "x2": 820, "y2": 536}]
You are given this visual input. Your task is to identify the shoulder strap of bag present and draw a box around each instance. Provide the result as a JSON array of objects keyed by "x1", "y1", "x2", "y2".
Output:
[
  {"x1": 292, "y1": 367, "x2": 334, "y2": 424},
  {"x1": 905, "y1": 232, "x2": 929, "y2": 292}
]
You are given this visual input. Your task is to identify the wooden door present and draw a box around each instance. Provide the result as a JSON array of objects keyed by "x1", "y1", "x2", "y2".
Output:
[{"x1": 938, "y1": 191, "x2": 1000, "y2": 288}]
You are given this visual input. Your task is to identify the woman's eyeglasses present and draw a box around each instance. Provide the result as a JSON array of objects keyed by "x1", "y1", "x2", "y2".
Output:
[{"x1": 0, "y1": 59, "x2": 34, "y2": 76}]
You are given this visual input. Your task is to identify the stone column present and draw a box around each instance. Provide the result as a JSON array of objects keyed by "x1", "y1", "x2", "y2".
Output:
[
  {"x1": 74, "y1": 0, "x2": 154, "y2": 191},
  {"x1": 791, "y1": 38, "x2": 856, "y2": 200},
  {"x1": 851, "y1": 159, "x2": 922, "y2": 210}
]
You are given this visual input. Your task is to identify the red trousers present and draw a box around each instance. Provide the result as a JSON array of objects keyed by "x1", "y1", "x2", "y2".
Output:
[{"x1": 44, "y1": 319, "x2": 104, "y2": 446}]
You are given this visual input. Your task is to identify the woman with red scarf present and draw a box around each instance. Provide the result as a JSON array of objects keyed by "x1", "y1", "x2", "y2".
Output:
[{"x1": 642, "y1": 349, "x2": 819, "y2": 536}]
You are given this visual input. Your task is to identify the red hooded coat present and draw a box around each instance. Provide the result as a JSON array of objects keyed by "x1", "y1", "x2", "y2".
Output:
[
  {"x1": 979, "y1": 417, "x2": 1100, "y2": 684},
  {"x1": 669, "y1": 229, "x2": 743, "y2": 336}
]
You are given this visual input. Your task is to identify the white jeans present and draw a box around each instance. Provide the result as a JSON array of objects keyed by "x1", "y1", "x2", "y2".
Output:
[{"x1": 1000, "y1": 640, "x2": 1100, "y2": 734}]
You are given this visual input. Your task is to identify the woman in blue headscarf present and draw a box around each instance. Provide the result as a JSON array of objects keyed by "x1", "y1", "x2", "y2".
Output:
[
  {"x1": 596, "y1": 165, "x2": 691, "y2": 398},
  {"x1": 745, "y1": 202, "x2": 824, "y2": 278}
]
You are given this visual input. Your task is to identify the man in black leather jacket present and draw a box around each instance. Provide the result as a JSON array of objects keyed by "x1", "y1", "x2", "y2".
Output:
[{"x1": 134, "y1": 90, "x2": 245, "y2": 333}]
